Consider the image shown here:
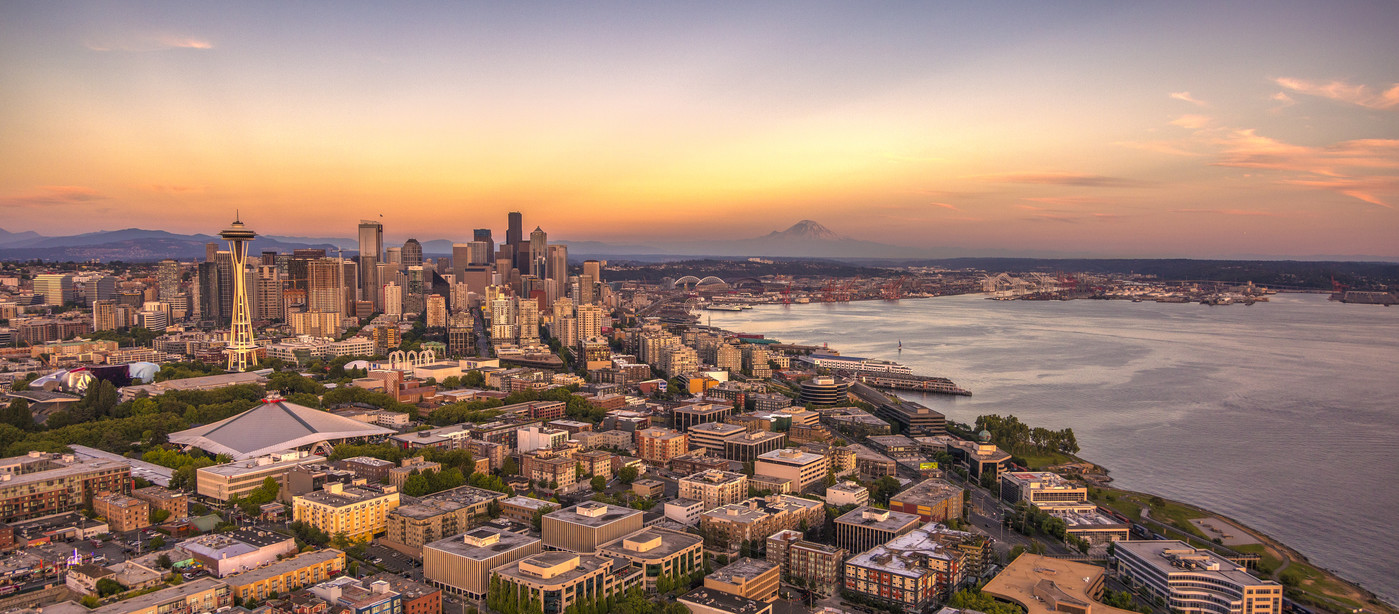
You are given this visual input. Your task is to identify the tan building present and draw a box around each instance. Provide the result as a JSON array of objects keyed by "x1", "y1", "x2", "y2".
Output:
[
  {"x1": 835, "y1": 506, "x2": 921, "y2": 553},
  {"x1": 0, "y1": 453, "x2": 131, "y2": 523},
  {"x1": 984, "y1": 553, "x2": 1143, "y2": 614},
  {"x1": 78, "y1": 577, "x2": 232, "y2": 614},
  {"x1": 196, "y1": 453, "x2": 324, "y2": 502},
  {"x1": 389, "y1": 456, "x2": 442, "y2": 490},
  {"x1": 697, "y1": 495, "x2": 826, "y2": 554},
  {"x1": 93, "y1": 493, "x2": 150, "y2": 533},
  {"x1": 636, "y1": 427, "x2": 689, "y2": 465},
  {"x1": 574, "y1": 450, "x2": 615, "y2": 479},
  {"x1": 889, "y1": 479, "x2": 964, "y2": 523},
  {"x1": 824, "y1": 481, "x2": 868, "y2": 507},
  {"x1": 384, "y1": 485, "x2": 508, "y2": 556},
  {"x1": 1111, "y1": 541, "x2": 1282, "y2": 614},
  {"x1": 521, "y1": 451, "x2": 578, "y2": 492},
  {"x1": 292, "y1": 482, "x2": 401, "y2": 542},
  {"x1": 678, "y1": 469, "x2": 748, "y2": 510},
  {"x1": 686, "y1": 422, "x2": 745, "y2": 457},
  {"x1": 542, "y1": 502, "x2": 644, "y2": 553},
  {"x1": 493, "y1": 551, "x2": 643, "y2": 614},
  {"x1": 598, "y1": 528, "x2": 704, "y2": 591},
  {"x1": 766, "y1": 530, "x2": 845, "y2": 595},
  {"x1": 754, "y1": 448, "x2": 828, "y2": 493},
  {"x1": 423, "y1": 527, "x2": 543, "y2": 600},
  {"x1": 704, "y1": 557, "x2": 779, "y2": 603},
  {"x1": 223, "y1": 548, "x2": 345, "y2": 604},
  {"x1": 132, "y1": 486, "x2": 188, "y2": 520},
  {"x1": 501, "y1": 496, "x2": 558, "y2": 524}
]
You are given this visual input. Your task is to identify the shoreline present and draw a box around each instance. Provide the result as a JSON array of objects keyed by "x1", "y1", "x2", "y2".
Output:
[{"x1": 699, "y1": 296, "x2": 1394, "y2": 612}]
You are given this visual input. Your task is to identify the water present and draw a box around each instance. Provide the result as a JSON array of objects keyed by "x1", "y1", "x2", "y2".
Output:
[{"x1": 705, "y1": 293, "x2": 1399, "y2": 603}]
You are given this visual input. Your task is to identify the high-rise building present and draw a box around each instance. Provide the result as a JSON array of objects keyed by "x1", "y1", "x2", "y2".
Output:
[
  {"x1": 516, "y1": 299, "x2": 540, "y2": 344},
  {"x1": 547, "y1": 244, "x2": 568, "y2": 301},
  {"x1": 385, "y1": 246, "x2": 402, "y2": 265},
  {"x1": 506, "y1": 212, "x2": 523, "y2": 269},
  {"x1": 402, "y1": 239, "x2": 423, "y2": 267},
  {"x1": 359, "y1": 220, "x2": 383, "y2": 307},
  {"x1": 157, "y1": 259, "x2": 181, "y2": 300},
  {"x1": 92, "y1": 300, "x2": 118, "y2": 331},
  {"x1": 255, "y1": 264, "x2": 285, "y2": 322},
  {"x1": 220, "y1": 218, "x2": 259, "y2": 372},
  {"x1": 33, "y1": 274, "x2": 74, "y2": 306},
  {"x1": 383, "y1": 283, "x2": 403, "y2": 317},
  {"x1": 308, "y1": 258, "x2": 345, "y2": 315},
  {"x1": 86, "y1": 275, "x2": 117, "y2": 306},
  {"x1": 426, "y1": 295, "x2": 448, "y2": 328},
  {"x1": 472, "y1": 228, "x2": 494, "y2": 263},
  {"x1": 528, "y1": 227, "x2": 547, "y2": 279},
  {"x1": 466, "y1": 241, "x2": 490, "y2": 266},
  {"x1": 576, "y1": 304, "x2": 604, "y2": 345}
]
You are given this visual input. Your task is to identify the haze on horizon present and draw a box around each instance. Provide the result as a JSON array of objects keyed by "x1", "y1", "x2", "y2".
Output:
[{"x1": 1, "y1": 1, "x2": 1397, "y2": 259}]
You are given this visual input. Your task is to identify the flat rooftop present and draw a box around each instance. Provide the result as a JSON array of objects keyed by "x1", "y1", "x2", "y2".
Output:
[
  {"x1": 70, "y1": 445, "x2": 172, "y2": 486},
  {"x1": 836, "y1": 506, "x2": 921, "y2": 532},
  {"x1": 845, "y1": 523, "x2": 981, "y2": 577},
  {"x1": 547, "y1": 502, "x2": 642, "y2": 527},
  {"x1": 296, "y1": 485, "x2": 396, "y2": 508},
  {"x1": 224, "y1": 549, "x2": 342, "y2": 586},
  {"x1": 199, "y1": 454, "x2": 323, "y2": 478},
  {"x1": 495, "y1": 552, "x2": 625, "y2": 585},
  {"x1": 755, "y1": 449, "x2": 824, "y2": 466},
  {"x1": 502, "y1": 496, "x2": 558, "y2": 511},
  {"x1": 710, "y1": 557, "x2": 776, "y2": 583},
  {"x1": 393, "y1": 485, "x2": 506, "y2": 519},
  {"x1": 690, "y1": 422, "x2": 745, "y2": 437},
  {"x1": 599, "y1": 528, "x2": 703, "y2": 561},
  {"x1": 983, "y1": 553, "x2": 1136, "y2": 614},
  {"x1": 342, "y1": 456, "x2": 395, "y2": 467},
  {"x1": 681, "y1": 469, "x2": 747, "y2": 485},
  {"x1": 1114, "y1": 540, "x2": 1274, "y2": 587},
  {"x1": 868, "y1": 435, "x2": 918, "y2": 447},
  {"x1": 85, "y1": 577, "x2": 227, "y2": 614},
  {"x1": 424, "y1": 527, "x2": 540, "y2": 561},
  {"x1": 891, "y1": 478, "x2": 963, "y2": 506},
  {"x1": 679, "y1": 588, "x2": 770, "y2": 614}
]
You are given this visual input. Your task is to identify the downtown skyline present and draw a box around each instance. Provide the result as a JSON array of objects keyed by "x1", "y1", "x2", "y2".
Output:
[{"x1": 2, "y1": 1, "x2": 1397, "y2": 259}]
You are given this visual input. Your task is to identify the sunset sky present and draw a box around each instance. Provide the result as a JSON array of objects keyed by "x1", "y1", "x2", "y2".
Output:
[{"x1": 1, "y1": 1, "x2": 1397, "y2": 258}]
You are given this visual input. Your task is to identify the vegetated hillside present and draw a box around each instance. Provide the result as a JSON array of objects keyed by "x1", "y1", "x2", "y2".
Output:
[
  {"x1": 900, "y1": 258, "x2": 1399, "y2": 290},
  {"x1": 601, "y1": 258, "x2": 896, "y2": 283}
]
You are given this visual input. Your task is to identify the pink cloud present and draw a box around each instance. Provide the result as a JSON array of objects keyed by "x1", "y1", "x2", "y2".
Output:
[
  {"x1": 1274, "y1": 77, "x2": 1399, "y2": 110},
  {"x1": 927, "y1": 202, "x2": 960, "y2": 211},
  {"x1": 1170, "y1": 91, "x2": 1207, "y2": 106},
  {"x1": 1, "y1": 185, "x2": 107, "y2": 207},
  {"x1": 977, "y1": 172, "x2": 1150, "y2": 188}
]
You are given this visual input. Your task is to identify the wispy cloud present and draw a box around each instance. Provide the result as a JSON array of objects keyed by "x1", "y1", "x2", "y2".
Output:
[
  {"x1": 927, "y1": 202, "x2": 960, "y2": 211},
  {"x1": 1169, "y1": 114, "x2": 1212, "y2": 130},
  {"x1": 1023, "y1": 196, "x2": 1114, "y2": 206},
  {"x1": 1114, "y1": 139, "x2": 1204, "y2": 157},
  {"x1": 146, "y1": 184, "x2": 207, "y2": 194},
  {"x1": 85, "y1": 33, "x2": 213, "y2": 52},
  {"x1": 1, "y1": 186, "x2": 107, "y2": 207},
  {"x1": 1172, "y1": 208, "x2": 1305, "y2": 217},
  {"x1": 1208, "y1": 131, "x2": 1399, "y2": 207},
  {"x1": 1274, "y1": 77, "x2": 1399, "y2": 110},
  {"x1": 977, "y1": 172, "x2": 1150, "y2": 188},
  {"x1": 1170, "y1": 91, "x2": 1207, "y2": 106},
  {"x1": 1269, "y1": 92, "x2": 1296, "y2": 113}
]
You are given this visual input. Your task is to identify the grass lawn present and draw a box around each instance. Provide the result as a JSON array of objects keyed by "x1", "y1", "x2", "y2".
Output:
[{"x1": 1014, "y1": 449, "x2": 1075, "y2": 469}]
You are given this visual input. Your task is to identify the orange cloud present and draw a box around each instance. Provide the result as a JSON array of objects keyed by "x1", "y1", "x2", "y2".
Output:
[
  {"x1": 1023, "y1": 196, "x2": 1114, "y2": 206},
  {"x1": 1274, "y1": 77, "x2": 1399, "y2": 110},
  {"x1": 1170, "y1": 91, "x2": 1207, "y2": 106},
  {"x1": 927, "y1": 202, "x2": 960, "y2": 211},
  {"x1": 85, "y1": 33, "x2": 213, "y2": 52},
  {"x1": 1, "y1": 185, "x2": 107, "y2": 207},
  {"x1": 1170, "y1": 114, "x2": 1211, "y2": 130},
  {"x1": 977, "y1": 172, "x2": 1150, "y2": 188}
]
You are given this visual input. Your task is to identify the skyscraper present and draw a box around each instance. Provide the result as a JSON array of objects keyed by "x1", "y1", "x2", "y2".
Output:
[
  {"x1": 529, "y1": 226, "x2": 548, "y2": 279},
  {"x1": 467, "y1": 241, "x2": 490, "y2": 265},
  {"x1": 402, "y1": 239, "x2": 423, "y2": 267},
  {"x1": 473, "y1": 228, "x2": 495, "y2": 264},
  {"x1": 358, "y1": 220, "x2": 383, "y2": 308},
  {"x1": 308, "y1": 258, "x2": 345, "y2": 315},
  {"x1": 33, "y1": 274, "x2": 74, "y2": 306},
  {"x1": 157, "y1": 260, "x2": 181, "y2": 300},
  {"x1": 547, "y1": 244, "x2": 568, "y2": 300},
  {"x1": 220, "y1": 218, "x2": 258, "y2": 372},
  {"x1": 506, "y1": 211, "x2": 523, "y2": 259},
  {"x1": 255, "y1": 264, "x2": 284, "y2": 322},
  {"x1": 385, "y1": 246, "x2": 402, "y2": 265}
]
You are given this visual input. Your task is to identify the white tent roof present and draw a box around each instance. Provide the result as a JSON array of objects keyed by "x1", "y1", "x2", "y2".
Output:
[{"x1": 168, "y1": 399, "x2": 394, "y2": 460}]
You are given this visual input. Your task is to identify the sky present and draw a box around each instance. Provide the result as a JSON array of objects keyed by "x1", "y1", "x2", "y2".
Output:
[{"x1": 1, "y1": 1, "x2": 1397, "y2": 259}]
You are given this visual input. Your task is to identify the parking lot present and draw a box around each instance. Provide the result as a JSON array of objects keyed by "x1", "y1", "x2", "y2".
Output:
[{"x1": 360, "y1": 543, "x2": 418, "y2": 575}]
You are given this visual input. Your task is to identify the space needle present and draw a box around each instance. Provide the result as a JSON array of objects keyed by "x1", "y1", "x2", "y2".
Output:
[{"x1": 220, "y1": 215, "x2": 259, "y2": 371}]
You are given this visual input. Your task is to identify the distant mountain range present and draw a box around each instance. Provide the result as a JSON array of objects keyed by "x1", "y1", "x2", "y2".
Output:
[{"x1": 1, "y1": 221, "x2": 1394, "y2": 263}]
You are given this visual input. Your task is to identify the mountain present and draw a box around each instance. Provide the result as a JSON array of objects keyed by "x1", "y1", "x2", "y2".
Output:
[
  {"x1": 763, "y1": 219, "x2": 842, "y2": 241},
  {"x1": 0, "y1": 228, "x2": 46, "y2": 248},
  {"x1": 0, "y1": 228, "x2": 341, "y2": 262}
]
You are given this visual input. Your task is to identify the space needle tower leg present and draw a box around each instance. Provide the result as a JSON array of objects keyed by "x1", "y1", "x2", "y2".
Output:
[{"x1": 220, "y1": 216, "x2": 259, "y2": 372}]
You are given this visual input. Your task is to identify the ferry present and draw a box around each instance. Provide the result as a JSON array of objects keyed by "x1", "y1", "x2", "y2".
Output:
[{"x1": 705, "y1": 304, "x2": 745, "y2": 312}]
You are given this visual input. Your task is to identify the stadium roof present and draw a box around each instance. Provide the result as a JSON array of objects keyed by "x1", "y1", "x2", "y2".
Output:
[{"x1": 168, "y1": 398, "x2": 394, "y2": 460}]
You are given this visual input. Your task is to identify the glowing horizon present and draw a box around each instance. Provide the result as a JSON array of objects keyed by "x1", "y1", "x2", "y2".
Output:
[{"x1": 1, "y1": 2, "x2": 1396, "y2": 258}]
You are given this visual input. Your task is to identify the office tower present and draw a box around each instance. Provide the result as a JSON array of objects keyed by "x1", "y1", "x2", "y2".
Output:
[
  {"x1": 529, "y1": 227, "x2": 548, "y2": 279},
  {"x1": 466, "y1": 241, "x2": 490, "y2": 265},
  {"x1": 157, "y1": 260, "x2": 181, "y2": 300},
  {"x1": 458, "y1": 265, "x2": 491, "y2": 296},
  {"x1": 385, "y1": 246, "x2": 402, "y2": 265},
  {"x1": 358, "y1": 220, "x2": 383, "y2": 262},
  {"x1": 402, "y1": 238, "x2": 423, "y2": 267},
  {"x1": 260, "y1": 251, "x2": 277, "y2": 266},
  {"x1": 308, "y1": 258, "x2": 345, "y2": 315},
  {"x1": 214, "y1": 251, "x2": 236, "y2": 320},
  {"x1": 383, "y1": 283, "x2": 402, "y2": 317},
  {"x1": 33, "y1": 274, "x2": 74, "y2": 306},
  {"x1": 473, "y1": 228, "x2": 494, "y2": 263},
  {"x1": 517, "y1": 299, "x2": 540, "y2": 344},
  {"x1": 255, "y1": 265, "x2": 285, "y2": 322},
  {"x1": 404, "y1": 266, "x2": 427, "y2": 314},
  {"x1": 87, "y1": 275, "x2": 117, "y2": 306},
  {"x1": 577, "y1": 304, "x2": 604, "y2": 344},
  {"x1": 490, "y1": 297, "x2": 516, "y2": 343},
  {"x1": 92, "y1": 300, "x2": 117, "y2": 332},
  {"x1": 582, "y1": 260, "x2": 602, "y2": 305},
  {"x1": 582, "y1": 260, "x2": 602, "y2": 283},
  {"x1": 452, "y1": 243, "x2": 472, "y2": 282},
  {"x1": 426, "y1": 295, "x2": 448, "y2": 328},
  {"x1": 205, "y1": 243, "x2": 218, "y2": 262},
  {"x1": 495, "y1": 245, "x2": 514, "y2": 279},
  {"x1": 547, "y1": 245, "x2": 568, "y2": 298},
  {"x1": 220, "y1": 218, "x2": 259, "y2": 372},
  {"x1": 506, "y1": 211, "x2": 523, "y2": 266},
  {"x1": 577, "y1": 274, "x2": 596, "y2": 306}
]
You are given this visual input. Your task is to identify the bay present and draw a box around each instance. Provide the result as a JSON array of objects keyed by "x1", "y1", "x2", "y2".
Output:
[{"x1": 704, "y1": 292, "x2": 1399, "y2": 604}]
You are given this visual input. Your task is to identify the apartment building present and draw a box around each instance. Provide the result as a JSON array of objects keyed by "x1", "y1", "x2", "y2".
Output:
[
  {"x1": 292, "y1": 483, "x2": 401, "y2": 542},
  {"x1": 678, "y1": 469, "x2": 748, "y2": 510}
]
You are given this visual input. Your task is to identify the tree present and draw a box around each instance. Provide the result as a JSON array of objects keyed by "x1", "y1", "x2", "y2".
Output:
[
  {"x1": 502, "y1": 457, "x2": 519, "y2": 476},
  {"x1": 617, "y1": 466, "x2": 638, "y2": 484},
  {"x1": 2, "y1": 398, "x2": 34, "y2": 431},
  {"x1": 531, "y1": 505, "x2": 554, "y2": 532},
  {"x1": 403, "y1": 473, "x2": 431, "y2": 497},
  {"x1": 157, "y1": 553, "x2": 172, "y2": 569},
  {"x1": 591, "y1": 475, "x2": 606, "y2": 491},
  {"x1": 96, "y1": 577, "x2": 124, "y2": 597}
]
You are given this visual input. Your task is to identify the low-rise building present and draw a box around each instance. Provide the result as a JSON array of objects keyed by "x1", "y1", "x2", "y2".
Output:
[
  {"x1": 843, "y1": 523, "x2": 988, "y2": 607},
  {"x1": 669, "y1": 451, "x2": 730, "y2": 475},
  {"x1": 687, "y1": 423, "x2": 746, "y2": 457},
  {"x1": 889, "y1": 479, "x2": 964, "y2": 523},
  {"x1": 389, "y1": 456, "x2": 443, "y2": 490},
  {"x1": 223, "y1": 548, "x2": 346, "y2": 604},
  {"x1": 337, "y1": 456, "x2": 397, "y2": 484},
  {"x1": 385, "y1": 485, "x2": 509, "y2": 555},
  {"x1": 983, "y1": 553, "x2": 1141, "y2": 614},
  {"x1": 0, "y1": 452, "x2": 131, "y2": 523},
  {"x1": 636, "y1": 427, "x2": 690, "y2": 465},
  {"x1": 182, "y1": 528, "x2": 298, "y2": 577},
  {"x1": 1112, "y1": 541, "x2": 1283, "y2": 614},
  {"x1": 723, "y1": 431, "x2": 786, "y2": 464},
  {"x1": 753, "y1": 448, "x2": 827, "y2": 493},
  {"x1": 292, "y1": 482, "x2": 401, "y2": 542},
  {"x1": 423, "y1": 527, "x2": 543, "y2": 600},
  {"x1": 765, "y1": 530, "x2": 845, "y2": 594},
  {"x1": 678, "y1": 588, "x2": 773, "y2": 614},
  {"x1": 835, "y1": 506, "x2": 921, "y2": 553},
  {"x1": 825, "y1": 481, "x2": 869, "y2": 507},
  {"x1": 631, "y1": 479, "x2": 665, "y2": 498},
  {"x1": 77, "y1": 577, "x2": 232, "y2": 614},
  {"x1": 542, "y1": 502, "x2": 644, "y2": 553},
  {"x1": 705, "y1": 557, "x2": 779, "y2": 603},
  {"x1": 698, "y1": 496, "x2": 825, "y2": 554},
  {"x1": 131, "y1": 486, "x2": 188, "y2": 520},
  {"x1": 947, "y1": 433, "x2": 1011, "y2": 481},
  {"x1": 196, "y1": 452, "x2": 323, "y2": 502},
  {"x1": 492, "y1": 551, "x2": 643, "y2": 614},
  {"x1": 92, "y1": 493, "x2": 150, "y2": 533},
  {"x1": 664, "y1": 498, "x2": 704, "y2": 526},
  {"x1": 365, "y1": 573, "x2": 443, "y2": 614},
  {"x1": 846, "y1": 444, "x2": 896, "y2": 481},
  {"x1": 502, "y1": 496, "x2": 558, "y2": 524},
  {"x1": 999, "y1": 471, "x2": 1089, "y2": 507},
  {"x1": 678, "y1": 469, "x2": 748, "y2": 510},
  {"x1": 518, "y1": 425, "x2": 571, "y2": 453},
  {"x1": 308, "y1": 576, "x2": 402, "y2": 614},
  {"x1": 598, "y1": 528, "x2": 705, "y2": 590}
]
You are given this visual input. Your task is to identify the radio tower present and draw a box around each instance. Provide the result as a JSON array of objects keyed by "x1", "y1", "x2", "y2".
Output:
[{"x1": 220, "y1": 216, "x2": 259, "y2": 372}]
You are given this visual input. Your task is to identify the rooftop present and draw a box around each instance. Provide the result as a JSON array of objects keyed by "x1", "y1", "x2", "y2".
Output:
[
  {"x1": 891, "y1": 478, "x2": 963, "y2": 506},
  {"x1": 755, "y1": 448, "x2": 824, "y2": 466},
  {"x1": 424, "y1": 526, "x2": 541, "y2": 561},
  {"x1": 181, "y1": 529, "x2": 291, "y2": 560},
  {"x1": 827, "y1": 481, "x2": 868, "y2": 495},
  {"x1": 1114, "y1": 540, "x2": 1275, "y2": 587},
  {"x1": 681, "y1": 469, "x2": 747, "y2": 486},
  {"x1": 502, "y1": 496, "x2": 559, "y2": 511},
  {"x1": 547, "y1": 502, "x2": 642, "y2": 527},
  {"x1": 296, "y1": 484, "x2": 397, "y2": 508},
  {"x1": 392, "y1": 485, "x2": 506, "y2": 519},
  {"x1": 679, "y1": 588, "x2": 771, "y2": 614},
  {"x1": 710, "y1": 557, "x2": 777, "y2": 583},
  {"x1": 200, "y1": 453, "x2": 323, "y2": 478},
  {"x1": 496, "y1": 552, "x2": 628, "y2": 585},
  {"x1": 599, "y1": 528, "x2": 703, "y2": 561},
  {"x1": 364, "y1": 572, "x2": 440, "y2": 600},
  {"x1": 223, "y1": 549, "x2": 343, "y2": 587},
  {"x1": 983, "y1": 554, "x2": 1137, "y2": 614},
  {"x1": 845, "y1": 523, "x2": 980, "y2": 578},
  {"x1": 690, "y1": 422, "x2": 746, "y2": 437},
  {"x1": 84, "y1": 578, "x2": 228, "y2": 614},
  {"x1": 169, "y1": 399, "x2": 393, "y2": 460},
  {"x1": 342, "y1": 456, "x2": 396, "y2": 467},
  {"x1": 836, "y1": 506, "x2": 921, "y2": 532}
]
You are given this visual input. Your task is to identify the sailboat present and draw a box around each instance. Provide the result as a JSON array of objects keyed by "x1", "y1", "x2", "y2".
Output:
[{"x1": 898, "y1": 340, "x2": 902, "y2": 352}]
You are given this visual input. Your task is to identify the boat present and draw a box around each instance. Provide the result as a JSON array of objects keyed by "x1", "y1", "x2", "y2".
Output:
[{"x1": 705, "y1": 304, "x2": 745, "y2": 311}]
